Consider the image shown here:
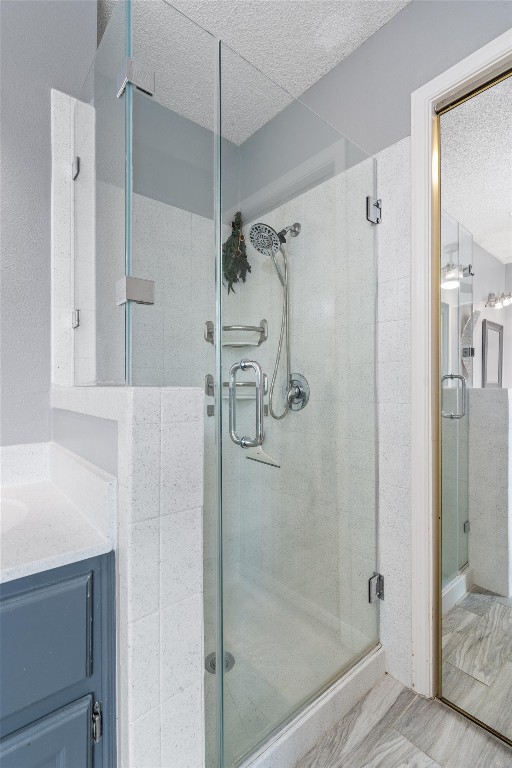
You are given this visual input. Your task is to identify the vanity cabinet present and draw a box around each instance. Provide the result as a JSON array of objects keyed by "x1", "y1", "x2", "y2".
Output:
[{"x1": 0, "y1": 553, "x2": 115, "y2": 767}]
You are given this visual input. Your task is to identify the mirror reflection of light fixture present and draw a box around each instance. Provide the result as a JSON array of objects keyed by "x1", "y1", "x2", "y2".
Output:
[
  {"x1": 441, "y1": 263, "x2": 463, "y2": 290},
  {"x1": 485, "y1": 292, "x2": 512, "y2": 309}
]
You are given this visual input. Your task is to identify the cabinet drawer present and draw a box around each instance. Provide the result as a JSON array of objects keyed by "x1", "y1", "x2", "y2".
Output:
[{"x1": 0, "y1": 572, "x2": 93, "y2": 720}]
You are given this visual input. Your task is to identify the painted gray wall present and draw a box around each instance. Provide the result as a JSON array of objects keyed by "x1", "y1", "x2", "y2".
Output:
[
  {"x1": 51, "y1": 410, "x2": 118, "y2": 476},
  {"x1": 0, "y1": 1, "x2": 96, "y2": 446},
  {"x1": 301, "y1": 0, "x2": 512, "y2": 156}
]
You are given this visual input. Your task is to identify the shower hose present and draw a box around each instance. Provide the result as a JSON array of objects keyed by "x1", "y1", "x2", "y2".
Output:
[{"x1": 269, "y1": 244, "x2": 291, "y2": 420}]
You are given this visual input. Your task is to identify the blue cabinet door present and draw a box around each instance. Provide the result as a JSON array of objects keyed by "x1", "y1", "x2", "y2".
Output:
[
  {"x1": 0, "y1": 573, "x2": 93, "y2": 720},
  {"x1": 0, "y1": 696, "x2": 93, "y2": 768}
]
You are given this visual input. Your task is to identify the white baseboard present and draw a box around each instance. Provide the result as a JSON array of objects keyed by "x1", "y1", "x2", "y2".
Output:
[
  {"x1": 241, "y1": 645, "x2": 385, "y2": 768},
  {"x1": 442, "y1": 568, "x2": 473, "y2": 614}
]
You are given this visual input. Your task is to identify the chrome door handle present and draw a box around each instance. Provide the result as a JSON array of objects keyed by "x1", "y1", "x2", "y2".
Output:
[
  {"x1": 229, "y1": 359, "x2": 264, "y2": 448},
  {"x1": 441, "y1": 374, "x2": 466, "y2": 419}
]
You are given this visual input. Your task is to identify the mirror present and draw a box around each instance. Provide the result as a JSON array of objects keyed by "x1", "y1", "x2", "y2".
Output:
[
  {"x1": 439, "y1": 72, "x2": 512, "y2": 744},
  {"x1": 482, "y1": 320, "x2": 503, "y2": 387}
]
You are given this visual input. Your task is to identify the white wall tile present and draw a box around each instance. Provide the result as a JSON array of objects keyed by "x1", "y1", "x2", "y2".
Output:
[
  {"x1": 160, "y1": 507, "x2": 202, "y2": 608},
  {"x1": 160, "y1": 421, "x2": 204, "y2": 515},
  {"x1": 127, "y1": 612, "x2": 160, "y2": 721},
  {"x1": 376, "y1": 137, "x2": 413, "y2": 687},
  {"x1": 161, "y1": 681, "x2": 204, "y2": 768},
  {"x1": 160, "y1": 594, "x2": 203, "y2": 702},
  {"x1": 122, "y1": 519, "x2": 160, "y2": 622},
  {"x1": 120, "y1": 422, "x2": 161, "y2": 523},
  {"x1": 128, "y1": 707, "x2": 161, "y2": 768}
]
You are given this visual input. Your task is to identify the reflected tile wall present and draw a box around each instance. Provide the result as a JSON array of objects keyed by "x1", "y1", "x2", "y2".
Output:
[{"x1": 468, "y1": 388, "x2": 511, "y2": 597}]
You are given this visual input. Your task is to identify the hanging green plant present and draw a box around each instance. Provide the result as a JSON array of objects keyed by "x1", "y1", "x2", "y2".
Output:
[{"x1": 222, "y1": 211, "x2": 251, "y2": 294}]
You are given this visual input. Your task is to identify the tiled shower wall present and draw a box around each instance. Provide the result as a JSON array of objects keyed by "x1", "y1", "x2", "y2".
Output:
[
  {"x1": 468, "y1": 388, "x2": 512, "y2": 597},
  {"x1": 224, "y1": 160, "x2": 379, "y2": 654},
  {"x1": 375, "y1": 137, "x2": 413, "y2": 687},
  {"x1": 113, "y1": 143, "x2": 415, "y2": 684}
]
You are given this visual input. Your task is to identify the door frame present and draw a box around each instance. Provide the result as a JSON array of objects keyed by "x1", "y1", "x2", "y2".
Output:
[{"x1": 410, "y1": 28, "x2": 512, "y2": 698}]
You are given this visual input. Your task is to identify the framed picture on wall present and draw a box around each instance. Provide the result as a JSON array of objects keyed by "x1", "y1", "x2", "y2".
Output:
[{"x1": 482, "y1": 319, "x2": 503, "y2": 388}]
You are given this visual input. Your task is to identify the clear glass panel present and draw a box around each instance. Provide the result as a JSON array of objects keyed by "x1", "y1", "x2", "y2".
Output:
[
  {"x1": 127, "y1": 2, "x2": 220, "y2": 760},
  {"x1": 218, "y1": 42, "x2": 378, "y2": 766},
  {"x1": 74, "y1": 1, "x2": 127, "y2": 385},
  {"x1": 129, "y1": 1, "x2": 217, "y2": 388},
  {"x1": 440, "y1": 212, "x2": 473, "y2": 587}
]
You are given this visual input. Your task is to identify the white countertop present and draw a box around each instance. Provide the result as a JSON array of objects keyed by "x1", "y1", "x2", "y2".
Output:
[{"x1": 0, "y1": 482, "x2": 113, "y2": 584}]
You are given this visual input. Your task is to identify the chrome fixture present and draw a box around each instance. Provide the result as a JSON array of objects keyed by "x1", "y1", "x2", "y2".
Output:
[
  {"x1": 248, "y1": 221, "x2": 308, "y2": 419},
  {"x1": 115, "y1": 276, "x2": 155, "y2": 306},
  {"x1": 441, "y1": 373, "x2": 466, "y2": 420},
  {"x1": 441, "y1": 263, "x2": 464, "y2": 290},
  {"x1": 205, "y1": 651, "x2": 235, "y2": 674},
  {"x1": 116, "y1": 58, "x2": 155, "y2": 98},
  {"x1": 366, "y1": 196, "x2": 382, "y2": 225},
  {"x1": 228, "y1": 360, "x2": 265, "y2": 448},
  {"x1": 288, "y1": 373, "x2": 310, "y2": 411},
  {"x1": 204, "y1": 319, "x2": 268, "y2": 347},
  {"x1": 485, "y1": 291, "x2": 512, "y2": 309}
]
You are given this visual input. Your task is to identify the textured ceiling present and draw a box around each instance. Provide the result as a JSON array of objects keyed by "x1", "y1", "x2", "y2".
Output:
[
  {"x1": 441, "y1": 76, "x2": 512, "y2": 264},
  {"x1": 169, "y1": 0, "x2": 411, "y2": 98},
  {"x1": 98, "y1": 0, "x2": 410, "y2": 144}
]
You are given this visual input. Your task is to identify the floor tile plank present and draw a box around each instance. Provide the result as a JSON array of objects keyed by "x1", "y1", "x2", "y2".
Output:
[{"x1": 395, "y1": 696, "x2": 468, "y2": 765}]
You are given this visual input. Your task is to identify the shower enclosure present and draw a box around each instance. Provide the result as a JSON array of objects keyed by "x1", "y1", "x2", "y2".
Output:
[
  {"x1": 75, "y1": 2, "x2": 380, "y2": 765},
  {"x1": 440, "y1": 212, "x2": 474, "y2": 587}
]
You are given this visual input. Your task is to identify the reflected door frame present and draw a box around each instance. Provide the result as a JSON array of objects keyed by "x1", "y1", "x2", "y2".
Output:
[{"x1": 410, "y1": 30, "x2": 512, "y2": 699}]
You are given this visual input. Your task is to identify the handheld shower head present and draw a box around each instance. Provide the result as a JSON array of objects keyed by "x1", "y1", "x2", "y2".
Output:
[
  {"x1": 249, "y1": 223, "x2": 281, "y2": 256},
  {"x1": 249, "y1": 221, "x2": 301, "y2": 256}
]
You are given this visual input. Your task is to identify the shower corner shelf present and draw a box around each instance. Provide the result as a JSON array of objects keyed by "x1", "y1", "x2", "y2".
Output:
[{"x1": 204, "y1": 319, "x2": 268, "y2": 348}]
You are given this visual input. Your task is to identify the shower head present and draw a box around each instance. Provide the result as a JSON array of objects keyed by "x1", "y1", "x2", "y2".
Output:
[
  {"x1": 249, "y1": 222, "x2": 301, "y2": 255},
  {"x1": 249, "y1": 221, "x2": 301, "y2": 288},
  {"x1": 249, "y1": 223, "x2": 281, "y2": 256}
]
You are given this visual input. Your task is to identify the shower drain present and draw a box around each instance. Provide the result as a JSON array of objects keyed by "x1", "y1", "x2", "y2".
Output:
[{"x1": 205, "y1": 651, "x2": 235, "y2": 674}]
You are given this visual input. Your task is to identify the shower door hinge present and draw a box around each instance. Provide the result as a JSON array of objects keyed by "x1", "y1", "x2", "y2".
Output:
[
  {"x1": 72, "y1": 156, "x2": 80, "y2": 180},
  {"x1": 117, "y1": 58, "x2": 155, "y2": 98},
  {"x1": 366, "y1": 196, "x2": 382, "y2": 225},
  {"x1": 72, "y1": 309, "x2": 80, "y2": 329},
  {"x1": 204, "y1": 321, "x2": 214, "y2": 345},
  {"x1": 92, "y1": 701, "x2": 102, "y2": 743},
  {"x1": 205, "y1": 373, "x2": 214, "y2": 398},
  {"x1": 369, "y1": 573, "x2": 384, "y2": 603},
  {"x1": 463, "y1": 520, "x2": 471, "y2": 534},
  {"x1": 115, "y1": 276, "x2": 155, "y2": 306},
  {"x1": 462, "y1": 347, "x2": 475, "y2": 358}
]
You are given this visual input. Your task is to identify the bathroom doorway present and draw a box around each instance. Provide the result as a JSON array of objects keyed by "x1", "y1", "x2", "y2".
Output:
[{"x1": 437, "y1": 69, "x2": 512, "y2": 744}]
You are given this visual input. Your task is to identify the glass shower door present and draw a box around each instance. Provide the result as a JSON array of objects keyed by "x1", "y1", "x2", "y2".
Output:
[
  {"x1": 440, "y1": 213, "x2": 473, "y2": 586},
  {"x1": 215, "y1": 43, "x2": 379, "y2": 767}
]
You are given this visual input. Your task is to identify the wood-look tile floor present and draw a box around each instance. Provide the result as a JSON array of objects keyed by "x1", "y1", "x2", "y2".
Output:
[
  {"x1": 442, "y1": 586, "x2": 512, "y2": 740},
  {"x1": 296, "y1": 674, "x2": 512, "y2": 767}
]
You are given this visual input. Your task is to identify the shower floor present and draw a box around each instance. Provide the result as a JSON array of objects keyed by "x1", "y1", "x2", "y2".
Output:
[{"x1": 204, "y1": 576, "x2": 358, "y2": 766}]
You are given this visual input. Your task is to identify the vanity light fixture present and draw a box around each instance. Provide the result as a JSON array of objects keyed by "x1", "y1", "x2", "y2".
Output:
[
  {"x1": 441, "y1": 263, "x2": 463, "y2": 290},
  {"x1": 485, "y1": 292, "x2": 512, "y2": 309}
]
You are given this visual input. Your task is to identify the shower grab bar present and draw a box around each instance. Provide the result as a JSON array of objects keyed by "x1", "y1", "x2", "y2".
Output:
[
  {"x1": 441, "y1": 374, "x2": 466, "y2": 419},
  {"x1": 229, "y1": 360, "x2": 264, "y2": 448}
]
